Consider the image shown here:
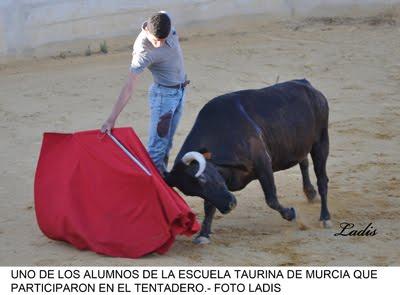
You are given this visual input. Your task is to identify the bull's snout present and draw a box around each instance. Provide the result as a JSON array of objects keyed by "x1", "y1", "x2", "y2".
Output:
[{"x1": 217, "y1": 194, "x2": 237, "y2": 214}]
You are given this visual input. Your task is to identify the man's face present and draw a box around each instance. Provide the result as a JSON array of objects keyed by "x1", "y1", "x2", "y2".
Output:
[{"x1": 145, "y1": 28, "x2": 166, "y2": 48}]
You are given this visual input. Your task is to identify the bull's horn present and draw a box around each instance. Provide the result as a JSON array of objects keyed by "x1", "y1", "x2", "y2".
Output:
[{"x1": 181, "y1": 151, "x2": 206, "y2": 177}]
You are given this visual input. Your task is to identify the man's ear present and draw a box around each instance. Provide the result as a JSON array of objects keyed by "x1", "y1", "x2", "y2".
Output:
[{"x1": 198, "y1": 148, "x2": 212, "y2": 160}]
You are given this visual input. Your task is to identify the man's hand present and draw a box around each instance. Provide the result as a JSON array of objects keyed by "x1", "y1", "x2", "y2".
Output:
[{"x1": 100, "y1": 118, "x2": 115, "y2": 133}]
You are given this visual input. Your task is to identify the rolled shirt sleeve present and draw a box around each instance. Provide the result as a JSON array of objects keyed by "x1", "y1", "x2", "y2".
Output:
[
  {"x1": 130, "y1": 36, "x2": 153, "y2": 74},
  {"x1": 130, "y1": 51, "x2": 152, "y2": 74}
]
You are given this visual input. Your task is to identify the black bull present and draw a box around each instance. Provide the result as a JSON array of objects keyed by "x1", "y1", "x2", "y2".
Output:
[{"x1": 164, "y1": 79, "x2": 331, "y2": 244}]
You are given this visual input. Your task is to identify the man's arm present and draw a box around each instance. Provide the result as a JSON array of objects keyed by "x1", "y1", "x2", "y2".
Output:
[{"x1": 100, "y1": 71, "x2": 139, "y2": 133}]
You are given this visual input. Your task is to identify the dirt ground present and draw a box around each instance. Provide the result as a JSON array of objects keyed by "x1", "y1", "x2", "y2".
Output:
[{"x1": 0, "y1": 13, "x2": 399, "y2": 266}]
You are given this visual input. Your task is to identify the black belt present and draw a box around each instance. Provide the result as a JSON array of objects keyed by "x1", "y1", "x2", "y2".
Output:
[{"x1": 158, "y1": 80, "x2": 190, "y2": 89}]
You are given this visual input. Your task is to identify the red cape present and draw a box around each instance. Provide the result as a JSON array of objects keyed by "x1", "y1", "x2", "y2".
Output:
[{"x1": 34, "y1": 127, "x2": 200, "y2": 258}]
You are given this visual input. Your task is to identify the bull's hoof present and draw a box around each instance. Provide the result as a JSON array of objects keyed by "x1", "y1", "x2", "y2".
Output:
[
  {"x1": 304, "y1": 187, "x2": 318, "y2": 203},
  {"x1": 282, "y1": 207, "x2": 296, "y2": 221},
  {"x1": 320, "y1": 220, "x2": 333, "y2": 229},
  {"x1": 192, "y1": 235, "x2": 211, "y2": 245},
  {"x1": 290, "y1": 207, "x2": 296, "y2": 220}
]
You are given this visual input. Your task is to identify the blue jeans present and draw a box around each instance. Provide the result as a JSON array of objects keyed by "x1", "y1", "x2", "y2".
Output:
[{"x1": 147, "y1": 83, "x2": 185, "y2": 174}]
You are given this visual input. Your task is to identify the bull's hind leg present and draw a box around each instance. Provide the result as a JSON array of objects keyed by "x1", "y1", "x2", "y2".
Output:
[
  {"x1": 310, "y1": 128, "x2": 331, "y2": 228},
  {"x1": 256, "y1": 154, "x2": 296, "y2": 222},
  {"x1": 299, "y1": 157, "x2": 317, "y2": 202},
  {"x1": 193, "y1": 200, "x2": 216, "y2": 244}
]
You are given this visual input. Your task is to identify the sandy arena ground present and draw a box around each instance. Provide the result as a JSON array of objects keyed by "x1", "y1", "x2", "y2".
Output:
[{"x1": 0, "y1": 13, "x2": 399, "y2": 266}]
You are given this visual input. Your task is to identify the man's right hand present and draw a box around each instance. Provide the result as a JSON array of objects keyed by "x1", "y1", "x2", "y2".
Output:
[{"x1": 100, "y1": 119, "x2": 115, "y2": 133}]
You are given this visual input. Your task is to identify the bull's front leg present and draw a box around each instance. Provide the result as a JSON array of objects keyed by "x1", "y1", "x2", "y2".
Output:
[
  {"x1": 256, "y1": 155, "x2": 296, "y2": 222},
  {"x1": 193, "y1": 200, "x2": 216, "y2": 244}
]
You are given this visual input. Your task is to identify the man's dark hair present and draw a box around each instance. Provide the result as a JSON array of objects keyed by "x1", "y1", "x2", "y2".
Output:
[{"x1": 147, "y1": 12, "x2": 171, "y2": 39}]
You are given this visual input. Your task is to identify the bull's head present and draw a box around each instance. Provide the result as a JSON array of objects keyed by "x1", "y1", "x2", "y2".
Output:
[{"x1": 164, "y1": 151, "x2": 237, "y2": 214}]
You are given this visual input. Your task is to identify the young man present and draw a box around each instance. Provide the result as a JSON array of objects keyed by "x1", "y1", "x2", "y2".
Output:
[{"x1": 101, "y1": 12, "x2": 189, "y2": 174}]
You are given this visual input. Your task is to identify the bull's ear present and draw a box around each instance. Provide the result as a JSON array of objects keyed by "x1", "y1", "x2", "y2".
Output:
[{"x1": 198, "y1": 148, "x2": 212, "y2": 160}]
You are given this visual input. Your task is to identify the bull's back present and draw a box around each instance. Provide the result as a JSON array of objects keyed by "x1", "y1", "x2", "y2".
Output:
[
  {"x1": 238, "y1": 79, "x2": 328, "y2": 170},
  {"x1": 178, "y1": 79, "x2": 328, "y2": 171}
]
